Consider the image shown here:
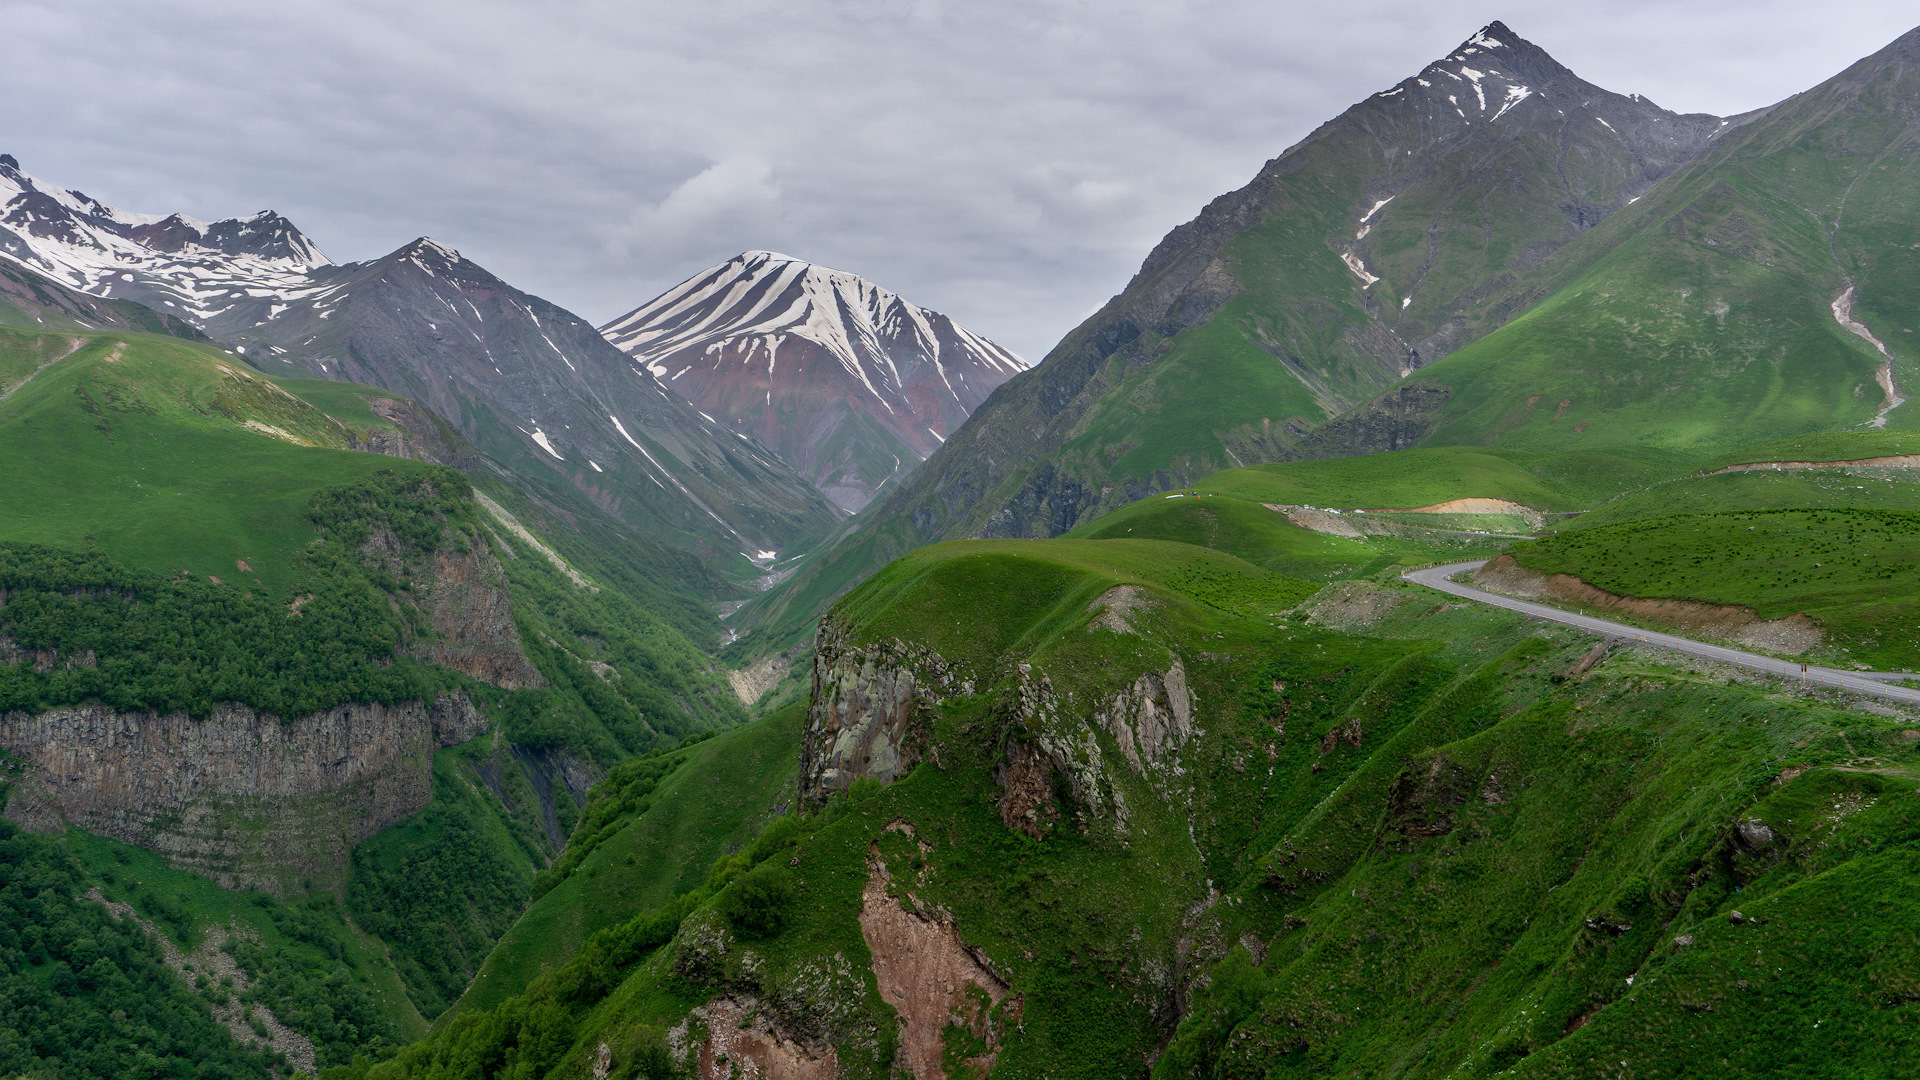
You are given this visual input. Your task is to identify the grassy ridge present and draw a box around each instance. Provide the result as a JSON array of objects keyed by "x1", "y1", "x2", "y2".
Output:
[
  {"x1": 1066, "y1": 494, "x2": 1388, "y2": 578},
  {"x1": 1192, "y1": 446, "x2": 1674, "y2": 512},
  {"x1": 836, "y1": 538, "x2": 1318, "y2": 666}
]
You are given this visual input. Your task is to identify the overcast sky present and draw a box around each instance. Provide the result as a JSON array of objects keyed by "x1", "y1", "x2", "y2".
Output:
[{"x1": 4, "y1": 1, "x2": 1915, "y2": 359}]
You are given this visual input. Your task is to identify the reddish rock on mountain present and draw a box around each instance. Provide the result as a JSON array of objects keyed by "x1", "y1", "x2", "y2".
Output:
[{"x1": 601, "y1": 251, "x2": 1027, "y2": 512}]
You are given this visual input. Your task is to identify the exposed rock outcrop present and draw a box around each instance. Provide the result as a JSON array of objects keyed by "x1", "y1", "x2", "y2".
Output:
[
  {"x1": 996, "y1": 658, "x2": 1193, "y2": 839},
  {"x1": 0, "y1": 691, "x2": 486, "y2": 893},
  {"x1": 1389, "y1": 753, "x2": 1476, "y2": 838},
  {"x1": 1094, "y1": 658, "x2": 1193, "y2": 776},
  {"x1": 690, "y1": 996, "x2": 841, "y2": 1080},
  {"x1": 408, "y1": 538, "x2": 545, "y2": 688},
  {"x1": 803, "y1": 615, "x2": 1196, "y2": 841},
  {"x1": 800, "y1": 618, "x2": 964, "y2": 805},
  {"x1": 358, "y1": 520, "x2": 544, "y2": 688},
  {"x1": 1291, "y1": 382, "x2": 1452, "y2": 458},
  {"x1": 351, "y1": 393, "x2": 488, "y2": 472},
  {"x1": 666, "y1": 912, "x2": 873, "y2": 1076}
]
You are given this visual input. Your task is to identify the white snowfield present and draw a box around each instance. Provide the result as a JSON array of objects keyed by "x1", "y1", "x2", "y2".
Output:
[
  {"x1": 599, "y1": 250, "x2": 1027, "y2": 411},
  {"x1": 1403, "y1": 561, "x2": 1920, "y2": 708},
  {"x1": 0, "y1": 157, "x2": 332, "y2": 323}
]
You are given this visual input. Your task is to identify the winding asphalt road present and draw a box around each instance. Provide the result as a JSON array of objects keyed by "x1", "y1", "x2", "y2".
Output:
[{"x1": 1403, "y1": 561, "x2": 1920, "y2": 708}]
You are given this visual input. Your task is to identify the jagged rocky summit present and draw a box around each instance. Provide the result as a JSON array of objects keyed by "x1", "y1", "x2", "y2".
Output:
[
  {"x1": 0, "y1": 153, "x2": 328, "y2": 322},
  {"x1": 0, "y1": 159, "x2": 840, "y2": 564},
  {"x1": 602, "y1": 251, "x2": 1028, "y2": 512}
]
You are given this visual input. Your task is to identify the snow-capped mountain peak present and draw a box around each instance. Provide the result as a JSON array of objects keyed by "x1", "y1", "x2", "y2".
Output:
[
  {"x1": 0, "y1": 153, "x2": 331, "y2": 322},
  {"x1": 606, "y1": 250, "x2": 1025, "y2": 392},
  {"x1": 601, "y1": 251, "x2": 1028, "y2": 511}
]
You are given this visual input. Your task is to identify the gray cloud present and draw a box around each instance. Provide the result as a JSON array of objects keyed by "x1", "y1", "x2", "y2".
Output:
[{"x1": 3, "y1": 0, "x2": 1915, "y2": 358}]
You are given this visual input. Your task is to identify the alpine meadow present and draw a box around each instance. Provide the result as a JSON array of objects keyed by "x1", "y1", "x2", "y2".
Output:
[{"x1": 6, "y1": 11, "x2": 1920, "y2": 1080}]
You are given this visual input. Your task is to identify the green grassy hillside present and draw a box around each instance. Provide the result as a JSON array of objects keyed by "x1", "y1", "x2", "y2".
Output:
[
  {"x1": 0, "y1": 329, "x2": 442, "y2": 593},
  {"x1": 1562, "y1": 465, "x2": 1920, "y2": 530},
  {"x1": 451, "y1": 707, "x2": 804, "y2": 1018},
  {"x1": 1397, "y1": 30, "x2": 1920, "y2": 456},
  {"x1": 731, "y1": 442, "x2": 1687, "y2": 659},
  {"x1": 0, "y1": 815, "x2": 300, "y2": 1079},
  {"x1": 1192, "y1": 445, "x2": 1678, "y2": 511},
  {"x1": 0, "y1": 314, "x2": 761, "y2": 1041},
  {"x1": 1066, "y1": 494, "x2": 1390, "y2": 578},
  {"x1": 1508, "y1": 508, "x2": 1920, "y2": 669},
  {"x1": 345, "y1": 532, "x2": 1920, "y2": 1080}
]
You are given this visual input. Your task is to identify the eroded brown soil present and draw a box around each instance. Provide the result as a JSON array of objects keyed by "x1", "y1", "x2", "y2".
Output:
[
  {"x1": 859, "y1": 826, "x2": 1019, "y2": 1080},
  {"x1": 1473, "y1": 554, "x2": 1822, "y2": 653}
]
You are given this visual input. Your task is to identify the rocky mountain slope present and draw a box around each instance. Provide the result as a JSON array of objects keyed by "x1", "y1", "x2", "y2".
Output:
[
  {"x1": 1352, "y1": 22, "x2": 1920, "y2": 456},
  {"x1": 0, "y1": 160, "x2": 841, "y2": 569},
  {"x1": 601, "y1": 251, "x2": 1027, "y2": 512},
  {"x1": 206, "y1": 238, "x2": 841, "y2": 566},
  {"x1": 849, "y1": 21, "x2": 1735, "y2": 546},
  {"x1": 732, "y1": 22, "x2": 1750, "y2": 647}
]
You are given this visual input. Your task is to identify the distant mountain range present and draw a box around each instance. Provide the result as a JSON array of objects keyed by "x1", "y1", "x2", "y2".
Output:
[
  {"x1": 0, "y1": 159, "x2": 1027, "y2": 560},
  {"x1": 0, "y1": 159, "x2": 829, "y2": 567},
  {"x1": 601, "y1": 251, "x2": 1026, "y2": 511},
  {"x1": 0, "y1": 154, "x2": 328, "y2": 320}
]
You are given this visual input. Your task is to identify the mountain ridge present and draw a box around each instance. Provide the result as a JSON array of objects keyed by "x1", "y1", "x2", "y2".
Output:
[
  {"x1": 0, "y1": 160, "x2": 842, "y2": 569},
  {"x1": 731, "y1": 19, "x2": 1743, "y2": 644}
]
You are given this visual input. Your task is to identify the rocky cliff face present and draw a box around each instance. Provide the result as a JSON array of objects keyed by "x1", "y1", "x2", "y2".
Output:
[
  {"x1": 801, "y1": 613, "x2": 1197, "y2": 843},
  {"x1": 0, "y1": 691, "x2": 487, "y2": 893},
  {"x1": 800, "y1": 619, "x2": 966, "y2": 805},
  {"x1": 358, "y1": 520, "x2": 544, "y2": 690},
  {"x1": 409, "y1": 538, "x2": 545, "y2": 689}
]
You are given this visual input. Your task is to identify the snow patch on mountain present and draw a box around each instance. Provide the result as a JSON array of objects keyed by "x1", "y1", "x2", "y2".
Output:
[
  {"x1": 601, "y1": 250, "x2": 1028, "y2": 511},
  {"x1": 0, "y1": 154, "x2": 331, "y2": 323},
  {"x1": 602, "y1": 251, "x2": 1025, "y2": 405}
]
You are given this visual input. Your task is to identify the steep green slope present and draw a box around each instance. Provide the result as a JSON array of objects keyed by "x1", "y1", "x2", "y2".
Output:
[
  {"x1": 0, "y1": 297, "x2": 757, "y2": 1040},
  {"x1": 352, "y1": 534, "x2": 1920, "y2": 1080},
  {"x1": 0, "y1": 818, "x2": 292, "y2": 1079},
  {"x1": 451, "y1": 707, "x2": 803, "y2": 1018},
  {"x1": 1376, "y1": 25, "x2": 1920, "y2": 456}
]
